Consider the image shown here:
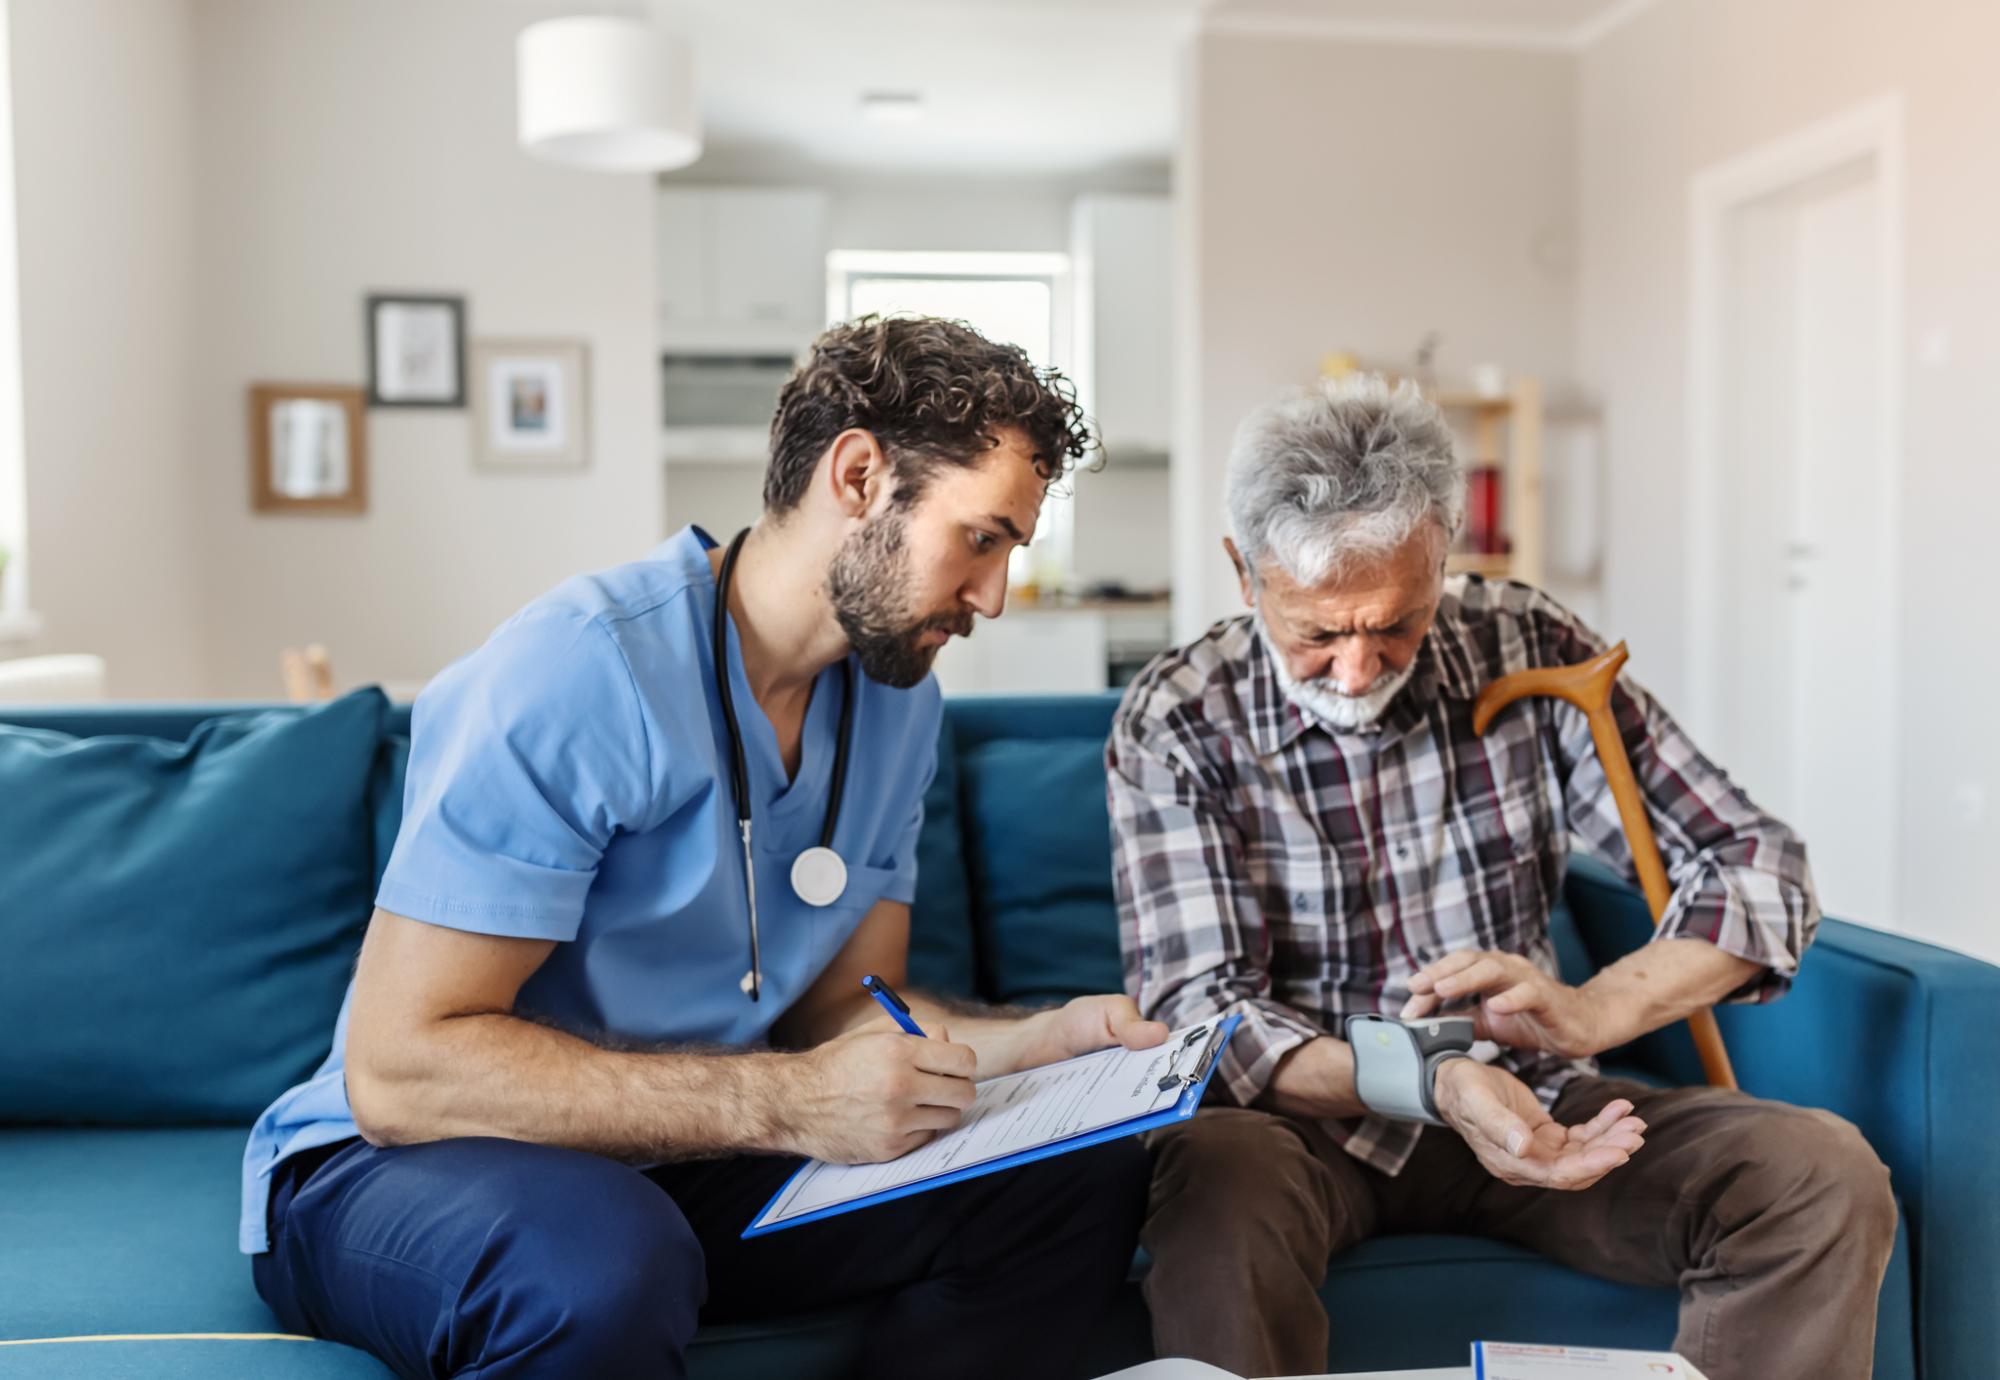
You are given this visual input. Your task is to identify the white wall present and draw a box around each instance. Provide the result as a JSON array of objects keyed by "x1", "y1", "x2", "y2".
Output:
[
  {"x1": 181, "y1": 0, "x2": 659, "y2": 698},
  {"x1": 1578, "y1": 0, "x2": 2000, "y2": 956},
  {"x1": 1175, "y1": 30, "x2": 1579, "y2": 639},
  {"x1": 6, "y1": 0, "x2": 205, "y2": 695}
]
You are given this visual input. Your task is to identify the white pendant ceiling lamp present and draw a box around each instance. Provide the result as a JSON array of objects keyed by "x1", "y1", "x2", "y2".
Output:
[{"x1": 516, "y1": 15, "x2": 701, "y2": 173}]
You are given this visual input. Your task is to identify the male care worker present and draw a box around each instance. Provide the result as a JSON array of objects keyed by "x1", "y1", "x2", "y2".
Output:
[{"x1": 239, "y1": 316, "x2": 1169, "y2": 1380}]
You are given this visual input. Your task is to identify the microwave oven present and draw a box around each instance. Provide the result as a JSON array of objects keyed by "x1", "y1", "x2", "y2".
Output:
[{"x1": 660, "y1": 352, "x2": 795, "y2": 463}]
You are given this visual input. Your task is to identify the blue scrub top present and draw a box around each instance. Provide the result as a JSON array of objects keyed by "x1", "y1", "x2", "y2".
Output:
[{"x1": 239, "y1": 525, "x2": 942, "y2": 1252}]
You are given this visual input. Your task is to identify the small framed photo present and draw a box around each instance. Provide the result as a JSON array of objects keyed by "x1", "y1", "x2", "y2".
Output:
[
  {"x1": 249, "y1": 383, "x2": 368, "y2": 514},
  {"x1": 366, "y1": 293, "x2": 466, "y2": 407},
  {"x1": 471, "y1": 339, "x2": 590, "y2": 469}
]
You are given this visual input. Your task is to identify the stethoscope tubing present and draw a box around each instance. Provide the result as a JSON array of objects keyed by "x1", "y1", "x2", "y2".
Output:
[{"x1": 712, "y1": 528, "x2": 855, "y2": 1001}]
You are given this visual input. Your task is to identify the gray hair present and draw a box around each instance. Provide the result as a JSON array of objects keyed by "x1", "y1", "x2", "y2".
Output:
[{"x1": 1226, "y1": 374, "x2": 1465, "y2": 586}]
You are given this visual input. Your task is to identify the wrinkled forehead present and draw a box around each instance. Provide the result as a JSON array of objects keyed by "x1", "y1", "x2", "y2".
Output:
[{"x1": 1258, "y1": 528, "x2": 1444, "y2": 624}]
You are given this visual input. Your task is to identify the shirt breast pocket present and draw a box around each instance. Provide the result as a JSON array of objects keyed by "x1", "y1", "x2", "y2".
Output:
[
  {"x1": 747, "y1": 851, "x2": 902, "y2": 996},
  {"x1": 1443, "y1": 781, "x2": 1554, "y2": 945}
]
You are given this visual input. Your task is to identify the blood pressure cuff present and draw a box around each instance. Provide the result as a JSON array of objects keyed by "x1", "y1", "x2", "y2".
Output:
[{"x1": 1346, "y1": 1014, "x2": 1476, "y2": 1126}]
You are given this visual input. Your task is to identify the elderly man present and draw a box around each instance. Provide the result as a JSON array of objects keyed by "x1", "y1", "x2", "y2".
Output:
[{"x1": 1108, "y1": 376, "x2": 1896, "y2": 1380}]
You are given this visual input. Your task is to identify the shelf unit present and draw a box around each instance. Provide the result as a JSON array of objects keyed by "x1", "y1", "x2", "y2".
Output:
[
  {"x1": 1326, "y1": 371, "x2": 1542, "y2": 586},
  {"x1": 1432, "y1": 378, "x2": 1542, "y2": 586},
  {"x1": 1444, "y1": 552, "x2": 1514, "y2": 578}
]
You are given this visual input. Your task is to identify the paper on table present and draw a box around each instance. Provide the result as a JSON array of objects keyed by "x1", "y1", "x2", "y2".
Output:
[
  {"x1": 752, "y1": 1020, "x2": 1209, "y2": 1228},
  {"x1": 1472, "y1": 1342, "x2": 1711, "y2": 1380}
]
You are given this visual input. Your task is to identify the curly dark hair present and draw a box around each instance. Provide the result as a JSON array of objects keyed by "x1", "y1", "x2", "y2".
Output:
[{"x1": 763, "y1": 315, "x2": 1095, "y2": 514}]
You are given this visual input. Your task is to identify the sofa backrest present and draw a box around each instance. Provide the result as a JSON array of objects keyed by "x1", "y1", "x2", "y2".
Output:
[
  {"x1": 0, "y1": 700, "x2": 415, "y2": 900},
  {"x1": 916, "y1": 696, "x2": 1130, "y2": 1006},
  {"x1": 0, "y1": 692, "x2": 1606, "y2": 1123}
]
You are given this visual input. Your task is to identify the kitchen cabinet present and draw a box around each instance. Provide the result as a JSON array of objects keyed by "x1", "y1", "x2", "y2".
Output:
[
  {"x1": 655, "y1": 186, "x2": 827, "y2": 353},
  {"x1": 1071, "y1": 193, "x2": 1172, "y2": 459},
  {"x1": 931, "y1": 610, "x2": 1110, "y2": 696}
]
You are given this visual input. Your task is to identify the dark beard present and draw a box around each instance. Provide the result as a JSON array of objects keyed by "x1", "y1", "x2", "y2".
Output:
[{"x1": 825, "y1": 512, "x2": 973, "y2": 689}]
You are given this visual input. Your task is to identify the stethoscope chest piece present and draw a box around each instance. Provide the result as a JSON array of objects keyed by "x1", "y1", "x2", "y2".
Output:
[{"x1": 790, "y1": 846, "x2": 848, "y2": 907}]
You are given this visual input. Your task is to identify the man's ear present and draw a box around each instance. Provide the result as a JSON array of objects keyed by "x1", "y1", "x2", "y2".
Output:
[
  {"x1": 1222, "y1": 537, "x2": 1255, "y2": 608},
  {"x1": 820, "y1": 428, "x2": 892, "y2": 519}
]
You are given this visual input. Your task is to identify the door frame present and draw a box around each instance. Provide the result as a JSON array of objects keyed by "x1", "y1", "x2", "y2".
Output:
[{"x1": 1685, "y1": 92, "x2": 1905, "y2": 901}]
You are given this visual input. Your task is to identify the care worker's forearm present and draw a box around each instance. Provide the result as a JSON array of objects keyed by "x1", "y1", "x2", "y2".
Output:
[
  {"x1": 1256, "y1": 1035, "x2": 1370, "y2": 1120},
  {"x1": 1577, "y1": 938, "x2": 1761, "y2": 1053},
  {"x1": 346, "y1": 1011, "x2": 801, "y2": 1162}
]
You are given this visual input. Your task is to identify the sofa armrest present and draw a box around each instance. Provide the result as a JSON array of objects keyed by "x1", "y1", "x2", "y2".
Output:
[{"x1": 1564, "y1": 857, "x2": 2000, "y2": 1378}]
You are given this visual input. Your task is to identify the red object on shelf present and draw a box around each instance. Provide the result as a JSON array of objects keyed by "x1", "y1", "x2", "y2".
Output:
[{"x1": 1466, "y1": 465, "x2": 1503, "y2": 555}]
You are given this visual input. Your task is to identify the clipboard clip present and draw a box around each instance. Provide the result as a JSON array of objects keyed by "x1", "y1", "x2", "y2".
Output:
[{"x1": 1155, "y1": 1024, "x2": 1224, "y2": 1093}]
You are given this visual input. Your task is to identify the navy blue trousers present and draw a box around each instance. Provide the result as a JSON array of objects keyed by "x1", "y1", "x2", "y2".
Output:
[{"x1": 253, "y1": 1133, "x2": 1149, "y2": 1380}]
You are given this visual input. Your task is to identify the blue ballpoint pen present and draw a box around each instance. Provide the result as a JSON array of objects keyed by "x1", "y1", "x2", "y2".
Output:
[{"x1": 861, "y1": 974, "x2": 928, "y2": 1037}]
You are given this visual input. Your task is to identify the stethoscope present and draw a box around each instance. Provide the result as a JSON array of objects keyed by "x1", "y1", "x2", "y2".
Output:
[{"x1": 713, "y1": 527, "x2": 854, "y2": 1003}]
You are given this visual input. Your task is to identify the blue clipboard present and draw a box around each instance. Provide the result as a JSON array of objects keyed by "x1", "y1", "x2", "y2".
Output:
[{"x1": 742, "y1": 1013, "x2": 1242, "y2": 1238}]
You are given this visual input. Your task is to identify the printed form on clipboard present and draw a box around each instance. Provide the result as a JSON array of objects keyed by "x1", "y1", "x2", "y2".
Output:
[{"x1": 744, "y1": 1014, "x2": 1241, "y2": 1237}]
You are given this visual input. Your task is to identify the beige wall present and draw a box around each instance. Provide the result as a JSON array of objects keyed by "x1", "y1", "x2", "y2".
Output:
[
  {"x1": 1177, "y1": 31, "x2": 1579, "y2": 638},
  {"x1": 7, "y1": 0, "x2": 659, "y2": 699},
  {"x1": 7, "y1": 0, "x2": 205, "y2": 694},
  {"x1": 1578, "y1": 0, "x2": 2000, "y2": 954},
  {"x1": 183, "y1": 0, "x2": 659, "y2": 698}
]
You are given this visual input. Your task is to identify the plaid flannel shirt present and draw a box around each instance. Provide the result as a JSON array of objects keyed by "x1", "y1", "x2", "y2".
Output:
[{"x1": 1107, "y1": 577, "x2": 1818, "y2": 1176}]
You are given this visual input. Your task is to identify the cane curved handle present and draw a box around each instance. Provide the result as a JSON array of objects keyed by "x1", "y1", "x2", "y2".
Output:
[
  {"x1": 1473, "y1": 643, "x2": 1627, "y2": 732},
  {"x1": 1473, "y1": 641, "x2": 1738, "y2": 1091}
]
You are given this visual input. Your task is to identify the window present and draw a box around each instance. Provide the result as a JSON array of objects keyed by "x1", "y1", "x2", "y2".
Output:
[
  {"x1": 0, "y1": 0, "x2": 30, "y2": 638},
  {"x1": 826, "y1": 251, "x2": 1074, "y2": 583}
]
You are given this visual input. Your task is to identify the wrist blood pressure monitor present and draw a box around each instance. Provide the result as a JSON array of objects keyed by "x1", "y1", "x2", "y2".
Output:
[{"x1": 1345, "y1": 1014, "x2": 1477, "y2": 1126}]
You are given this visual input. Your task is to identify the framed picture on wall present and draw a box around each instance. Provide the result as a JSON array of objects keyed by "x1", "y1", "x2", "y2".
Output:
[
  {"x1": 248, "y1": 383, "x2": 368, "y2": 514},
  {"x1": 365, "y1": 293, "x2": 466, "y2": 407},
  {"x1": 470, "y1": 339, "x2": 590, "y2": 470}
]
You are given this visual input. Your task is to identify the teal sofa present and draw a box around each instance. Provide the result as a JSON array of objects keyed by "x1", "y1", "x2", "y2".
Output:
[{"x1": 2, "y1": 691, "x2": 1994, "y2": 1379}]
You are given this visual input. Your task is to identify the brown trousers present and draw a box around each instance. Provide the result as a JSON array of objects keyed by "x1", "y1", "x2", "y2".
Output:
[{"x1": 1141, "y1": 1077, "x2": 1897, "y2": 1380}]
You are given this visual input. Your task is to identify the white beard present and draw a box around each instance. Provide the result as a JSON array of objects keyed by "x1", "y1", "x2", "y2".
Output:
[{"x1": 1259, "y1": 617, "x2": 1418, "y2": 732}]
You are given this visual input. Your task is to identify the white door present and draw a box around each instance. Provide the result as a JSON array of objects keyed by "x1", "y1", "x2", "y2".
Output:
[{"x1": 1710, "y1": 154, "x2": 1897, "y2": 924}]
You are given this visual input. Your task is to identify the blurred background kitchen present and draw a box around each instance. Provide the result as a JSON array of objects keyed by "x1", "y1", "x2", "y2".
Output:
[{"x1": 0, "y1": 0, "x2": 1992, "y2": 961}]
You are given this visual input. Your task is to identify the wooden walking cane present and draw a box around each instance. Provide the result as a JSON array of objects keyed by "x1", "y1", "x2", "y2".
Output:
[{"x1": 1471, "y1": 642, "x2": 1739, "y2": 1091}]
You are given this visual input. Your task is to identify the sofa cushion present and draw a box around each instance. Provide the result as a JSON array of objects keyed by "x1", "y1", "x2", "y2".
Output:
[
  {"x1": 1317, "y1": 1232, "x2": 1670, "y2": 1369},
  {"x1": 0, "y1": 1127, "x2": 384, "y2": 1374},
  {"x1": 0, "y1": 1122, "x2": 1911, "y2": 1379},
  {"x1": 0, "y1": 1126, "x2": 877, "y2": 1380},
  {"x1": 0, "y1": 691, "x2": 386, "y2": 1124},
  {"x1": 906, "y1": 716, "x2": 977, "y2": 999},
  {"x1": 960, "y1": 737, "x2": 1124, "y2": 1004},
  {"x1": 0, "y1": 1337, "x2": 388, "y2": 1378},
  {"x1": 1317, "y1": 1215, "x2": 1912, "y2": 1377}
]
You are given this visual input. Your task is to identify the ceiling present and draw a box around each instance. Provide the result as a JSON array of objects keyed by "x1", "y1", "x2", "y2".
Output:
[
  {"x1": 1202, "y1": 0, "x2": 1653, "y2": 47},
  {"x1": 648, "y1": 0, "x2": 1653, "y2": 177},
  {"x1": 652, "y1": 0, "x2": 1190, "y2": 178}
]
